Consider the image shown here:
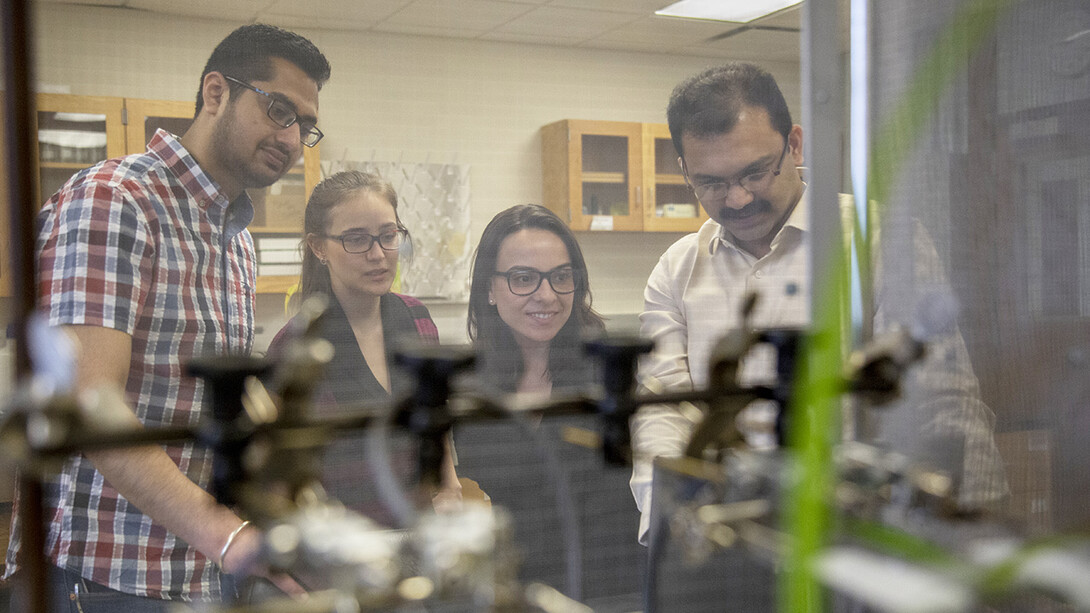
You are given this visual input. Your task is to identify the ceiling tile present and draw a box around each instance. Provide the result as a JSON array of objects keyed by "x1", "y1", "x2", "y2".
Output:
[
  {"x1": 126, "y1": 0, "x2": 270, "y2": 22},
  {"x1": 260, "y1": 13, "x2": 383, "y2": 32},
  {"x1": 544, "y1": 0, "x2": 674, "y2": 15},
  {"x1": 698, "y1": 27, "x2": 800, "y2": 62},
  {"x1": 372, "y1": 22, "x2": 487, "y2": 39},
  {"x1": 379, "y1": 0, "x2": 534, "y2": 32},
  {"x1": 261, "y1": 0, "x2": 410, "y2": 24},
  {"x1": 494, "y1": 5, "x2": 640, "y2": 40},
  {"x1": 479, "y1": 30, "x2": 595, "y2": 46},
  {"x1": 594, "y1": 15, "x2": 737, "y2": 47}
]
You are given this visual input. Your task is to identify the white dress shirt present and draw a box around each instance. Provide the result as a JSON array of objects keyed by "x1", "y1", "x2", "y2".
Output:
[{"x1": 630, "y1": 190, "x2": 1006, "y2": 543}]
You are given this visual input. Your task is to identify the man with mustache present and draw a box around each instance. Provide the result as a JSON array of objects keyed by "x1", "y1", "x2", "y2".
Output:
[
  {"x1": 6, "y1": 24, "x2": 329, "y2": 610},
  {"x1": 629, "y1": 62, "x2": 1007, "y2": 546}
]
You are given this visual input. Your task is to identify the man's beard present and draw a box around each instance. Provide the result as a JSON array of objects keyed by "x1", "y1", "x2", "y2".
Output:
[{"x1": 212, "y1": 105, "x2": 293, "y2": 191}]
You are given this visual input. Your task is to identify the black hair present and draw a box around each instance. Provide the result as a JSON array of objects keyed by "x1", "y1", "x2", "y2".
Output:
[
  {"x1": 195, "y1": 23, "x2": 331, "y2": 116},
  {"x1": 467, "y1": 204, "x2": 605, "y2": 393},
  {"x1": 667, "y1": 62, "x2": 792, "y2": 160}
]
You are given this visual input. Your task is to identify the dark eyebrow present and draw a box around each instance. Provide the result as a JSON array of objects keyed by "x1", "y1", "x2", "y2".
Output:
[
  {"x1": 691, "y1": 153, "x2": 778, "y2": 184},
  {"x1": 503, "y1": 264, "x2": 573, "y2": 274},
  {"x1": 267, "y1": 91, "x2": 318, "y2": 125},
  {"x1": 261, "y1": 89, "x2": 296, "y2": 111},
  {"x1": 339, "y1": 223, "x2": 399, "y2": 235}
]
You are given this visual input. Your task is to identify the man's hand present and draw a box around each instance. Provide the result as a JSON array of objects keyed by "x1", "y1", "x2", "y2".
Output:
[{"x1": 219, "y1": 522, "x2": 307, "y2": 598}]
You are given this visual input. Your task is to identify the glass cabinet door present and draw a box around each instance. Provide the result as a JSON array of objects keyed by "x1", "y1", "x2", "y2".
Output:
[
  {"x1": 543, "y1": 119, "x2": 644, "y2": 232},
  {"x1": 642, "y1": 123, "x2": 706, "y2": 232},
  {"x1": 124, "y1": 98, "x2": 194, "y2": 153},
  {"x1": 35, "y1": 94, "x2": 126, "y2": 209},
  {"x1": 580, "y1": 133, "x2": 630, "y2": 217}
]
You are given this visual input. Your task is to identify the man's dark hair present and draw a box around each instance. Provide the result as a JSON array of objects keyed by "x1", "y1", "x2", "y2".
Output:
[
  {"x1": 194, "y1": 24, "x2": 331, "y2": 117},
  {"x1": 667, "y1": 62, "x2": 792, "y2": 159}
]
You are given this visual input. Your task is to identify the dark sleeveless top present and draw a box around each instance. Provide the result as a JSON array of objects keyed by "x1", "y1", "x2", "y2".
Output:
[{"x1": 266, "y1": 292, "x2": 439, "y2": 526}]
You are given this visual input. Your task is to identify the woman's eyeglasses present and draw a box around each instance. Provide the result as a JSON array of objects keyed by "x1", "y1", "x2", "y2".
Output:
[
  {"x1": 494, "y1": 265, "x2": 578, "y2": 296},
  {"x1": 323, "y1": 229, "x2": 406, "y2": 254}
]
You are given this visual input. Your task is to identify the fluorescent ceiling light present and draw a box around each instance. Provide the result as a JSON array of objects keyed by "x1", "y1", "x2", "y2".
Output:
[{"x1": 655, "y1": 0, "x2": 803, "y2": 24}]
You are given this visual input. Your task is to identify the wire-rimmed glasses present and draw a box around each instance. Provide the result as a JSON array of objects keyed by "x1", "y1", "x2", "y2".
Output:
[{"x1": 685, "y1": 140, "x2": 790, "y2": 203}]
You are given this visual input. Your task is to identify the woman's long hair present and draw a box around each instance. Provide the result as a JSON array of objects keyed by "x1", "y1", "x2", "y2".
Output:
[
  {"x1": 295, "y1": 170, "x2": 406, "y2": 307},
  {"x1": 467, "y1": 204, "x2": 604, "y2": 392}
]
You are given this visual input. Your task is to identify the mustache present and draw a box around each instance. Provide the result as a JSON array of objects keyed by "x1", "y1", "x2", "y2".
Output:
[{"x1": 717, "y1": 199, "x2": 772, "y2": 221}]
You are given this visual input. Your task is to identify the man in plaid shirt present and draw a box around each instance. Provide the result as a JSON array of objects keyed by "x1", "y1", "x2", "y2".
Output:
[{"x1": 5, "y1": 24, "x2": 329, "y2": 610}]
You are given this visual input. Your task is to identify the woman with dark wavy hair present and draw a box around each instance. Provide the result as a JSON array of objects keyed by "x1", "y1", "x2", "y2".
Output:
[{"x1": 467, "y1": 204, "x2": 604, "y2": 394}]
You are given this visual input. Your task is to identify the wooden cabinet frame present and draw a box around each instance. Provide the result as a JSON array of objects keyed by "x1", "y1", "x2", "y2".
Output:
[{"x1": 542, "y1": 119, "x2": 706, "y2": 233}]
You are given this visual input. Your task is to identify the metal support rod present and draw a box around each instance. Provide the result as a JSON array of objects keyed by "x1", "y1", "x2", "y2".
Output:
[
  {"x1": 2, "y1": 0, "x2": 45, "y2": 611},
  {"x1": 2, "y1": 0, "x2": 36, "y2": 375},
  {"x1": 786, "y1": 0, "x2": 846, "y2": 611}
]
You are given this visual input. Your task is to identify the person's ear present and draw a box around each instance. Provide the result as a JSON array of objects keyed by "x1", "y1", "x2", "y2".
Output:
[
  {"x1": 487, "y1": 286, "x2": 496, "y2": 306},
  {"x1": 788, "y1": 124, "x2": 804, "y2": 166},
  {"x1": 306, "y1": 234, "x2": 327, "y2": 263},
  {"x1": 199, "y1": 72, "x2": 231, "y2": 116}
]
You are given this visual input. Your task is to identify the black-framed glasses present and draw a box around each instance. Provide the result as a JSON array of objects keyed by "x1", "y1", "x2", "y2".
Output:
[
  {"x1": 323, "y1": 229, "x2": 406, "y2": 254},
  {"x1": 494, "y1": 265, "x2": 578, "y2": 296},
  {"x1": 223, "y1": 75, "x2": 324, "y2": 147},
  {"x1": 685, "y1": 140, "x2": 790, "y2": 202}
]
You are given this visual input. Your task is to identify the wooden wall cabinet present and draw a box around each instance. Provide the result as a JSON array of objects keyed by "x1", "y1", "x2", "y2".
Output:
[
  {"x1": 541, "y1": 119, "x2": 706, "y2": 232},
  {"x1": 1, "y1": 93, "x2": 320, "y2": 296}
]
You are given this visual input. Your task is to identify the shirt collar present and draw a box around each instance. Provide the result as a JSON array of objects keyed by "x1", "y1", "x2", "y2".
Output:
[
  {"x1": 706, "y1": 186, "x2": 810, "y2": 256},
  {"x1": 147, "y1": 128, "x2": 253, "y2": 237},
  {"x1": 147, "y1": 128, "x2": 232, "y2": 211}
]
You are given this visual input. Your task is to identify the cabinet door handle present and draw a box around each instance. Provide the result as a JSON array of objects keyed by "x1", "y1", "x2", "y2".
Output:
[{"x1": 636, "y1": 185, "x2": 641, "y2": 205}]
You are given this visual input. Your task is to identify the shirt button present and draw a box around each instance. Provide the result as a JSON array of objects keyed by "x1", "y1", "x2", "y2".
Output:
[{"x1": 754, "y1": 270, "x2": 763, "y2": 279}]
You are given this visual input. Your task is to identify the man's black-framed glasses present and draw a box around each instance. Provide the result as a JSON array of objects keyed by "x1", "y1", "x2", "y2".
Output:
[
  {"x1": 685, "y1": 140, "x2": 790, "y2": 202},
  {"x1": 494, "y1": 265, "x2": 578, "y2": 296},
  {"x1": 223, "y1": 75, "x2": 324, "y2": 147},
  {"x1": 324, "y1": 228, "x2": 406, "y2": 254}
]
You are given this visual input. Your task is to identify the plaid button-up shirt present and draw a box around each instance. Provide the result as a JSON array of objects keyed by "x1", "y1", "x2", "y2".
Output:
[{"x1": 4, "y1": 129, "x2": 256, "y2": 601}]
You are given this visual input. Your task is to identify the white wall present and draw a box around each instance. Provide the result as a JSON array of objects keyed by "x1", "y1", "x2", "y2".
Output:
[{"x1": 31, "y1": 4, "x2": 801, "y2": 346}]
